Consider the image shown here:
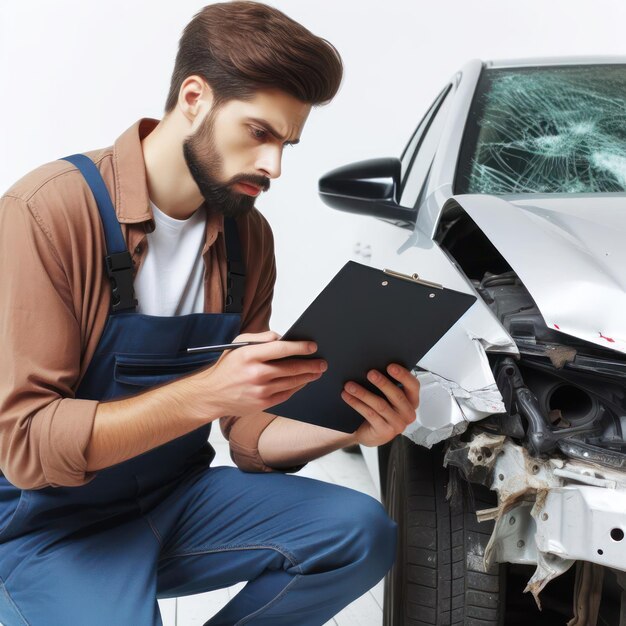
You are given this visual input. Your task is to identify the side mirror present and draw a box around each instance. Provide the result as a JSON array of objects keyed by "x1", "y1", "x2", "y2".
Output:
[{"x1": 318, "y1": 158, "x2": 416, "y2": 224}]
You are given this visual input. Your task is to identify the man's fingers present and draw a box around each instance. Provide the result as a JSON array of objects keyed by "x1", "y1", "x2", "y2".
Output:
[
  {"x1": 386, "y1": 364, "x2": 420, "y2": 408},
  {"x1": 267, "y1": 381, "x2": 310, "y2": 406},
  {"x1": 235, "y1": 330, "x2": 281, "y2": 344},
  {"x1": 244, "y1": 338, "x2": 318, "y2": 362},
  {"x1": 365, "y1": 369, "x2": 411, "y2": 413},
  {"x1": 341, "y1": 390, "x2": 396, "y2": 438},
  {"x1": 265, "y1": 357, "x2": 327, "y2": 380},
  {"x1": 270, "y1": 371, "x2": 323, "y2": 395},
  {"x1": 343, "y1": 382, "x2": 392, "y2": 419},
  {"x1": 342, "y1": 382, "x2": 407, "y2": 430}
]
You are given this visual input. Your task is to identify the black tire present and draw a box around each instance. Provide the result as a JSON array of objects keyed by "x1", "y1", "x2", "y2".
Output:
[{"x1": 383, "y1": 436, "x2": 505, "y2": 626}]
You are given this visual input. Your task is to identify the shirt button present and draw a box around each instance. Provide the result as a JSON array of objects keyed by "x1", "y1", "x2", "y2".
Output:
[{"x1": 134, "y1": 244, "x2": 143, "y2": 254}]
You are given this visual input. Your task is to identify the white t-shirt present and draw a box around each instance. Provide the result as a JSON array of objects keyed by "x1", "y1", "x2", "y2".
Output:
[{"x1": 134, "y1": 201, "x2": 206, "y2": 316}]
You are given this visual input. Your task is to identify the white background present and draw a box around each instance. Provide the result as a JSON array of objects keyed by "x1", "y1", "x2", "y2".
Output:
[{"x1": 2, "y1": 0, "x2": 626, "y2": 331}]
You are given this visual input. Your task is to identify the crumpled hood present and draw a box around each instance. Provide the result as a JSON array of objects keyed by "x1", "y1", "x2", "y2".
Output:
[{"x1": 446, "y1": 193, "x2": 626, "y2": 353}]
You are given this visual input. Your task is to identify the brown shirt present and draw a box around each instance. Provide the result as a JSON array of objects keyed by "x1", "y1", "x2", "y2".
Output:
[{"x1": 0, "y1": 119, "x2": 280, "y2": 490}]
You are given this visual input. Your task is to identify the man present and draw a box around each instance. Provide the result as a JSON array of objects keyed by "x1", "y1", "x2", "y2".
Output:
[{"x1": 0, "y1": 2, "x2": 419, "y2": 624}]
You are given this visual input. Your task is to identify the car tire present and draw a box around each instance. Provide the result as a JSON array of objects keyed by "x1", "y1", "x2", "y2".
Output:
[{"x1": 383, "y1": 436, "x2": 505, "y2": 626}]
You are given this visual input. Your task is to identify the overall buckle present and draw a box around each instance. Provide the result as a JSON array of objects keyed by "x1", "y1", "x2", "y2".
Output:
[
  {"x1": 105, "y1": 251, "x2": 137, "y2": 312},
  {"x1": 225, "y1": 259, "x2": 245, "y2": 312}
]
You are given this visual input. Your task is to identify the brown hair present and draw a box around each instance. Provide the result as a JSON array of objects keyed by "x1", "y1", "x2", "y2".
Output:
[{"x1": 164, "y1": 1, "x2": 343, "y2": 112}]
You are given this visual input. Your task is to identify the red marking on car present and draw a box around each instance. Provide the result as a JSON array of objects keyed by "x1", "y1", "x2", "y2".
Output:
[
  {"x1": 599, "y1": 332, "x2": 615, "y2": 343},
  {"x1": 554, "y1": 324, "x2": 560, "y2": 329}
]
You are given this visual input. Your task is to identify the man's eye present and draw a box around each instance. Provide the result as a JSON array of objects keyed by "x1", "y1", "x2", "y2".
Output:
[{"x1": 250, "y1": 127, "x2": 267, "y2": 140}]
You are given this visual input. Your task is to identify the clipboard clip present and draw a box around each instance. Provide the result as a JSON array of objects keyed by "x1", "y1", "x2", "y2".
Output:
[{"x1": 383, "y1": 268, "x2": 444, "y2": 290}]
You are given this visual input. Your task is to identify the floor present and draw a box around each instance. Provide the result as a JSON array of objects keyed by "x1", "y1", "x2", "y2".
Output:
[{"x1": 157, "y1": 428, "x2": 384, "y2": 626}]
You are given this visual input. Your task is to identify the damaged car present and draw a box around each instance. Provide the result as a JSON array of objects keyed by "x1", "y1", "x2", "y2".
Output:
[{"x1": 318, "y1": 57, "x2": 626, "y2": 625}]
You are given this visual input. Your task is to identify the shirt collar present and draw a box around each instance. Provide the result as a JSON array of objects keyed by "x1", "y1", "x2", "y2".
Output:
[{"x1": 112, "y1": 118, "x2": 157, "y2": 225}]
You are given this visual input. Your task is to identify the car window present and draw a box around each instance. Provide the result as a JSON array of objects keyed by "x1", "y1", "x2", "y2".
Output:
[
  {"x1": 456, "y1": 64, "x2": 626, "y2": 194},
  {"x1": 400, "y1": 84, "x2": 454, "y2": 208}
]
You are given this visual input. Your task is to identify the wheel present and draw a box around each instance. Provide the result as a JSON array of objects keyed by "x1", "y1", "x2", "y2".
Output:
[{"x1": 383, "y1": 436, "x2": 505, "y2": 626}]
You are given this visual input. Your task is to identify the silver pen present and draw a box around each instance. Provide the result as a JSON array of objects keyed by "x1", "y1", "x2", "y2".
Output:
[{"x1": 186, "y1": 341, "x2": 270, "y2": 355}]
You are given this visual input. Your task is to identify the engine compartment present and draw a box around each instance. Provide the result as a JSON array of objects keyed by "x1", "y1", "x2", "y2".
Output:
[
  {"x1": 436, "y1": 209, "x2": 626, "y2": 467},
  {"x1": 430, "y1": 205, "x2": 626, "y2": 616}
]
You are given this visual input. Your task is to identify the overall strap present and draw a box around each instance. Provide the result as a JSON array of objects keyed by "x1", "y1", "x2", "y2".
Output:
[
  {"x1": 61, "y1": 154, "x2": 137, "y2": 313},
  {"x1": 223, "y1": 217, "x2": 245, "y2": 315}
]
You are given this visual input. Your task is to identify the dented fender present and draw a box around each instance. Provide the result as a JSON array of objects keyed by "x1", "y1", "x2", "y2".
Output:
[{"x1": 442, "y1": 194, "x2": 626, "y2": 354}]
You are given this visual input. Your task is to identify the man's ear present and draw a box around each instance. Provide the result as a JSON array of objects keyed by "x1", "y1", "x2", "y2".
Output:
[{"x1": 178, "y1": 75, "x2": 214, "y2": 124}]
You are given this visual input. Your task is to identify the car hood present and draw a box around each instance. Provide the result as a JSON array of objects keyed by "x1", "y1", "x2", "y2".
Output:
[{"x1": 445, "y1": 193, "x2": 626, "y2": 354}]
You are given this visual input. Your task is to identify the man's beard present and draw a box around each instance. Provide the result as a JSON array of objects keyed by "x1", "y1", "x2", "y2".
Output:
[{"x1": 183, "y1": 109, "x2": 270, "y2": 218}]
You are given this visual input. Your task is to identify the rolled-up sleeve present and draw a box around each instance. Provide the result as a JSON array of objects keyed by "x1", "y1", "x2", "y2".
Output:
[
  {"x1": 220, "y1": 411, "x2": 279, "y2": 473},
  {"x1": 0, "y1": 195, "x2": 97, "y2": 489}
]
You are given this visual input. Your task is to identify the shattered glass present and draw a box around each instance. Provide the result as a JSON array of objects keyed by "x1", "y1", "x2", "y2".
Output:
[{"x1": 458, "y1": 65, "x2": 626, "y2": 194}]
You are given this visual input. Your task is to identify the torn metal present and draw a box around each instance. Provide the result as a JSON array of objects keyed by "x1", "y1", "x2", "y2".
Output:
[
  {"x1": 402, "y1": 371, "x2": 468, "y2": 448},
  {"x1": 402, "y1": 371, "x2": 505, "y2": 447},
  {"x1": 446, "y1": 434, "x2": 626, "y2": 607}
]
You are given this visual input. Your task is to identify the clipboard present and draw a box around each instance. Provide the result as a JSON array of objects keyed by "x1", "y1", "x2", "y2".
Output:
[{"x1": 268, "y1": 261, "x2": 476, "y2": 433}]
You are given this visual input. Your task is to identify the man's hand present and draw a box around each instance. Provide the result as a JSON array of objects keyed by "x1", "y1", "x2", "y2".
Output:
[
  {"x1": 87, "y1": 331, "x2": 327, "y2": 472},
  {"x1": 183, "y1": 331, "x2": 328, "y2": 420},
  {"x1": 341, "y1": 364, "x2": 420, "y2": 447}
]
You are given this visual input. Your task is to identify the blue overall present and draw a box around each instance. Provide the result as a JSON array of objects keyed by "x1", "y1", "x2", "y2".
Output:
[{"x1": 0, "y1": 155, "x2": 396, "y2": 626}]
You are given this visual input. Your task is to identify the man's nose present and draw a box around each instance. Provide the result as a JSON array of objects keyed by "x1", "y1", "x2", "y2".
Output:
[{"x1": 255, "y1": 146, "x2": 282, "y2": 179}]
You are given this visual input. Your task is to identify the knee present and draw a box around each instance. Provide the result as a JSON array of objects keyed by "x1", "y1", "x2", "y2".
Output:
[{"x1": 334, "y1": 491, "x2": 397, "y2": 582}]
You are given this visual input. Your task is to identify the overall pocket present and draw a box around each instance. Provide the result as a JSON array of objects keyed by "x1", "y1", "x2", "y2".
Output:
[{"x1": 114, "y1": 353, "x2": 217, "y2": 388}]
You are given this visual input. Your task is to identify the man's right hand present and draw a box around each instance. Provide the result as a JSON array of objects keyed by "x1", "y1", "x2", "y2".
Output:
[
  {"x1": 87, "y1": 331, "x2": 325, "y2": 472},
  {"x1": 178, "y1": 331, "x2": 327, "y2": 422}
]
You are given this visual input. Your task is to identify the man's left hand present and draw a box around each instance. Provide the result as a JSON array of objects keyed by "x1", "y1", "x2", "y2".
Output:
[{"x1": 341, "y1": 364, "x2": 420, "y2": 447}]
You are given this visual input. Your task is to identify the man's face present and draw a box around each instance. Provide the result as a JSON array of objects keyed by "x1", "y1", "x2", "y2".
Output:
[{"x1": 183, "y1": 89, "x2": 311, "y2": 217}]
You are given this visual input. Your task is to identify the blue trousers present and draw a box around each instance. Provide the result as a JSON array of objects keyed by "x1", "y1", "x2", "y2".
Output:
[{"x1": 0, "y1": 466, "x2": 396, "y2": 625}]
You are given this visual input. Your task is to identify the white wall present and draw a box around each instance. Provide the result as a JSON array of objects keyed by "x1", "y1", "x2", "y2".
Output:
[{"x1": 2, "y1": 0, "x2": 625, "y2": 331}]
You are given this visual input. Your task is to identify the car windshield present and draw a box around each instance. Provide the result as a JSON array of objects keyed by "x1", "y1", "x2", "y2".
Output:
[{"x1": 456, "y1": 64, "x2": 626, "y2": 194}]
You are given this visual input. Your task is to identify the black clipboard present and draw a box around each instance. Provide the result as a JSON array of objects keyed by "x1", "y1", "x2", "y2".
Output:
[{"x1": 268, "y1": 261, "x2": 477, "y2": 433}]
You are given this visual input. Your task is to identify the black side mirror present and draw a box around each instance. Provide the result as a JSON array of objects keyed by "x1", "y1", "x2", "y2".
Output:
[{"x1": 318, "y1": 158, "x2": 416, "y2": 224}]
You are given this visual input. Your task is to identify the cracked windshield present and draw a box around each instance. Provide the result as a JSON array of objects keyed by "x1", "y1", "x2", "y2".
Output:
[{"x1": 458, "y1": 64, "x2": 626, "y2": 194}]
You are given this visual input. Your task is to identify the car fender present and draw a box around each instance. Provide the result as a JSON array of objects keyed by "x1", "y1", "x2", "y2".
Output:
[{"x1": 443, "y1": 193, "x2": 626, "y2": 354}]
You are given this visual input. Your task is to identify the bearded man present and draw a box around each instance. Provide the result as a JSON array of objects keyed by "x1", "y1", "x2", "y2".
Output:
[{"x1": 0, "y1": 3, "x2": 419, "y2": 624}]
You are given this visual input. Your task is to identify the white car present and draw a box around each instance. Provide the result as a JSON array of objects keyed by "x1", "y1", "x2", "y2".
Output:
[{"x1": 319, "y1": 57, "x2": 626, "y2": 625}]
